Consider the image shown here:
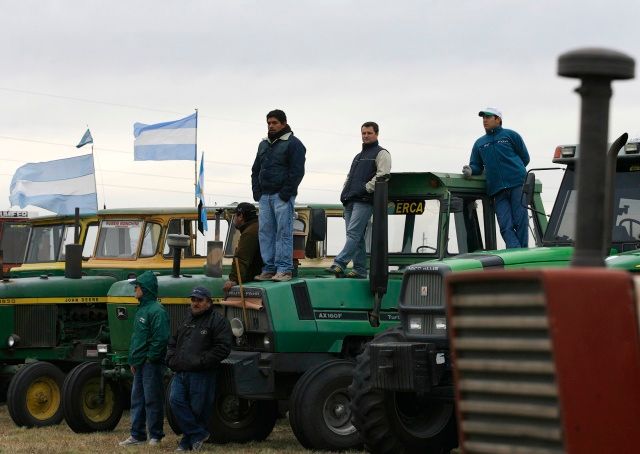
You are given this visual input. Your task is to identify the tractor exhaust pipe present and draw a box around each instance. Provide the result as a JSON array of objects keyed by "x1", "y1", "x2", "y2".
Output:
[
  {"x1": 558, "y1": 48, "x2": 635, "y2": 266},
  {"x1": 167, "y1": 234, "x2": 190, "y2": 278},
  {"x1": 65, "y1": 207, "x2": 83, "y2": 279},
  {"x1": 369, "y1": 175, "x2": 389, "y2": 327}
]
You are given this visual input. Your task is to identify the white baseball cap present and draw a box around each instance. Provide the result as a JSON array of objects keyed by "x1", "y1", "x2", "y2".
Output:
[{"x1": 478, "y1": 107, "x2": 502, "y2": 118}]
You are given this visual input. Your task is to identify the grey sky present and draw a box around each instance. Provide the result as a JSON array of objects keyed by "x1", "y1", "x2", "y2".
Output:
[{"x1": 2, "y1": 0, "x2": 640, "y2": 214}]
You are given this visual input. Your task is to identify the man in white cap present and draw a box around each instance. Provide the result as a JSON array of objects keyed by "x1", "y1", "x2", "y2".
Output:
[{"x1": 463, "y1": 108, "x2": 530, "y2": 248}]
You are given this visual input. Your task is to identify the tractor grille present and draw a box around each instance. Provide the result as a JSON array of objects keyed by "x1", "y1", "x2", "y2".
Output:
[
  {"x1": 16, "y1": 305, "x2": 57, "y2": 347},
  {"x1": 165, "y1": 304, "x2": 189, "y2": 336},
  {"x1": 402, "y1": 271, "x2": 445, "y2": 307},
  {"x1": 449, "y1": 279, "x2": 565, "y2": 454},
  {"x1": 225, "y1": 306, "x2": 267, "y2": 333}
]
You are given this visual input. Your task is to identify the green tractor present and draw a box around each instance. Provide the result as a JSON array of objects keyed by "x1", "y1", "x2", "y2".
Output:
[
  {"x1": 0, "y1": 203, "x2": 345, "y2": 429},
  {"x1": 59, "y1": 171, "x2": 546, "y2": 451},
  {"x1": 348, "y1": 135, "x2": 640, "y2": 453}
]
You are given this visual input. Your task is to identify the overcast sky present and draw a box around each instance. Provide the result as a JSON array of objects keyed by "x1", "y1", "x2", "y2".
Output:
[{"x1": 2, "y1": 0, "x2": 640, "y2": 216}]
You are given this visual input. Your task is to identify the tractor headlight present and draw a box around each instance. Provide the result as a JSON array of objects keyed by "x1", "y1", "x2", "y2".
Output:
[
  {"x1": 230, "y1": 318, "x2": 244, "y2": 338},
  {"x1": 263, "y1": 336, "x2": 271, "y2": 349},
  {"x1": 408, "y1": 316, "x2": 423, "y2": 332},
  {"x1": 97, "y1": 344, "x2": 109, "y2": 354},
  {"x1": 433, "y1": 317, "x2": 447, "y2": 331},
  {"x1": 7, "y1": 334, "x2": 20, "y2": 348}
]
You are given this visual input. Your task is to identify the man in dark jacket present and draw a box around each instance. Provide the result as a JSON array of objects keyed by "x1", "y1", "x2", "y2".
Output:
[
  {"x1": 326, "y1": 121, "x2": 391, "y2": 278},
  {"x1": 119, "y1": 270, "x2": 170, "y2": 447},
  {"x1": 166, "y1": 286, "x2": 232, "y2": 451},
  {"x1": 223, "y1": 202, "x2": 263, "y2": 292},
  {"x1": 251, "y1": 109, "x2": 306, "y2": 282},
  {"x1": 463, "y1": 108, "x2": 530, "y2": 248}
]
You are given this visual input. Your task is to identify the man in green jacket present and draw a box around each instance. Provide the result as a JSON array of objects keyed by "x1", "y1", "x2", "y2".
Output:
[
  {"x1": 223, "y1": 202, "x2": 263, "y2": 292},
  {"x1": 119, "y1": 270, "x2": 170, "y2": 447}
]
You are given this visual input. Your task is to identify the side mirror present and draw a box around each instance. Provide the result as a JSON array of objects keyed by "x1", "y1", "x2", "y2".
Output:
[
  {"x1": 522, "y1": 172, "x2": 536, "y2": 207},
  {"x1": 308, "y1": 209, "x2": 327, "y2": 242}
]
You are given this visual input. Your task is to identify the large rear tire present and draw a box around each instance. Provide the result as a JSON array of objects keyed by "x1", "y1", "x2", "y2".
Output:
[
  {"x1": 7, "y1": 362, "x2": 65, "y2": 427},
  {"x1": 208, "y1": 391, "x2": 278, "y2": 444},
  {"x1": 62, "y1": 361, "x2": 124, "y2": 433},
  {"x1": 289, "y1": 359, "x2": 362, "y2": 451},
  {"x1": 349, "y1": 331, "x2": 457, "y2": 454}
]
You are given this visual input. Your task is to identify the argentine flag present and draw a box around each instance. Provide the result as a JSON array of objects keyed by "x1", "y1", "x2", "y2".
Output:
[
  {"x1": 9, "y1": 154, "x2": 98, "y2": 215},
  {"x1": 134, "y1": 112, "x2": 197, "y2": 161}
]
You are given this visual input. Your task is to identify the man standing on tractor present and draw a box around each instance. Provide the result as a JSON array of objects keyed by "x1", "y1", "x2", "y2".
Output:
[
  {"x1": 223, "y1": 202, "x2": 263, "y2": 292},
  {"x1": 119, "y1": 270, "x2": 170, "y2": 447},
  {"x1": 251, "y1": 109, "x2": 306, "y2": 282},
  {"x1": 463, "y1": 107, "x2": 530, "y2": 248},
  {"x1": 166, "y1": 286, "x2": 232, "y2": 451},
  {"x1": 326, "y1": 121, "x2": 391, "y2": 278}
]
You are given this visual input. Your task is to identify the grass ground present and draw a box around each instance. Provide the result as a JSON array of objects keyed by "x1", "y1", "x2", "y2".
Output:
[{"x1": 0, "y1": 406, "x2": 362, "y2": 454}]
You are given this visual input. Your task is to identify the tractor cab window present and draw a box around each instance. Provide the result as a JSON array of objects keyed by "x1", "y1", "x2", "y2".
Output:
[
  {"x1": 166, "y1": 216, "x2": 229, "y2": 259},
  {"x1": 25, "y1": 224, "x2": 65, "y2": 263},
  {"x1": 325, "y1": 215, "x2": 347, "y2": 256},
  {"x1": 447, "y1": 197, "x2": 492, "y2": 254},
  {"x1": 95, "y1": 220, "x2": 143, "y2": 259},
  {"x1": 140, "y1": 222, "x2": 162, "y2": 258},
  {"x1": 1, "y1": 222, "x2": 31, "y2": 263},
  {"x1": 57, "y1": 224, "x2": 78, "y2": 261},
  {"x1": 386, "y1": 199, "x2": 440, "y2": 255},
  {"x1": 82, "y1": 223, "x2": 99, "y2": 258}
]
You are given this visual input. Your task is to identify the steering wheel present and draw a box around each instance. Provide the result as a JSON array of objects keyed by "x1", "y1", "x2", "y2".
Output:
[
  {"x1": 415, "y1": 245, "x2": 436, "y2": 253},
  {"x1": 617, "y1": 218, "x2": 640, "y2": 238}
]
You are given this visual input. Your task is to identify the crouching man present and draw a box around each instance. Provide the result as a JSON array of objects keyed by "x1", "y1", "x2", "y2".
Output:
[{"x1": 166, "y1": 286, "x2": 232, "y2": 451}]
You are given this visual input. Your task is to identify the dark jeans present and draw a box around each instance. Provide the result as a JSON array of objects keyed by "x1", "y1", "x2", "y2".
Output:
[
  {"x1": 130, "y1": 362, "x2": 165, "y2": 441},
  {"x1": 169, "y1": 370, "x2": 217, "y2": 449},
  {"x1": 494, "y1": 186, "x2": 528, "y2": 248}
]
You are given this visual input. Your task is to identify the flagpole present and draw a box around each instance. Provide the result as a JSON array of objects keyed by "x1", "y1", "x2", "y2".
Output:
[
  {"x1": 194, "y1": 108, "x2": 198, "y2": 209},
  {"x1": 87, "y1": 125, "x2": 99, "y2": 212}
]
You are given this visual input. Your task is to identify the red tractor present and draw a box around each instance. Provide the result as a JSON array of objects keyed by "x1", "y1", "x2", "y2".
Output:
[{"x1": 447, "y1": 48, "x2": 640, "y2": 453}]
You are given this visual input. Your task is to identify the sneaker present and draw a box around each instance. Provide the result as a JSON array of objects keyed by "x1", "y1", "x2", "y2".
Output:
[
  {"x1": 119, "y1": 436, "x2": 145, "y2": 447},
  {"x1": 345, "y1": 270, "x2": 366, "y2": 279},
  {"x1": 148, "y1": 438, "x2": 161, "y2": 446},
  {"x1": 324, "y1": 264, "x2": 344, "y2": 276},
  {"x1": 272, "y1": 272, "x2": 292, "y2": 282},
  {"x1": 175, "y1": 447, "x2": 187, "y2": 452},
  {"x1": 191, "y1": 437, "x2": 208, "y2": 451},
  {"x1": 255, "y1": 271, "x2": 276, "y2": 281}
]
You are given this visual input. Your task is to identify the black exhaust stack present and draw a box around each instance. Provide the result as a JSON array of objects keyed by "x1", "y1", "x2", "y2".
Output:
[
  {"x1": 65, "y1": 208, "x2": 83, "y2": 279},
  {"x1": 558, "y1": 48, "x2": 634, "y2": 266},
  {"x1": 167, "y1": 234, "x2": 191, "y2": 277},
  {"x1": 369, "y1": 175, "x2": 389, "y2": 327}
]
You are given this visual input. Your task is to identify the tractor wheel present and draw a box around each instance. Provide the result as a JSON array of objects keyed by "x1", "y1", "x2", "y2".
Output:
[
  {"x1": 165, "y1": 375, "x2": 183, "y2": 435},
  {"x1": 349, "y1": 331, "x2": 457, "y2": 454},
  {"x1": 208, "y1": 391, "x2": 278, "y2": 444},
  {"x1": 62, "y1": 361, "x2": 124, "y2": 433},
  {"x1": 289, "y1": 359, "x2": 362, "y2": 451},
  {"x1": 7, "y1": 362, "x2": 65, "y2": 427}
]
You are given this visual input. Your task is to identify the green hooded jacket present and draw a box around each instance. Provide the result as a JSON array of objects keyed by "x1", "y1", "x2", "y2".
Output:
[{"x1": 128, "y1": 271, "x2": 170, "y2": 367}]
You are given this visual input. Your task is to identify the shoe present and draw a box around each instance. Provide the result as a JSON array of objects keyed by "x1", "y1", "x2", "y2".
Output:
[
  {"x1": 175, "y1": 448, "x2": 186, "y2": 452},
  {"x1": 119, "y1": 436, "x2": 145, "y2": 446},
  {"x1": 191, "y1": 436, "x2": 208, "y2": 451},
  {"x1": 324, "y1": 264, "x2": 344, "y2": 276},
  {"x1": 148, "y1": 438, "x2": 161, "y2": 446},
  {"x1": 255, "y1": 272, "x2": 276, "y2": 281},
  {"x1": 272, "y1": 272, "x2": 292, "y2": 282},
  {"x1": 345, "y1": 270, "x2": 366, "y2": 279}
]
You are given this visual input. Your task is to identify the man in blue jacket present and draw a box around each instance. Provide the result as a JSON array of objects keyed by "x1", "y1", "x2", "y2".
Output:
[
  {"x1": 463, "y1": 108, "x2": 530, "y2": 248},
  {"x1": 251, "y1": 109, "x2": 306, "y2": 282}
]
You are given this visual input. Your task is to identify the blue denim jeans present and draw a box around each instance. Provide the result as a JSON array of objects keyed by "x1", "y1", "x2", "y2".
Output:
[
  {"x1": 334, "y1": 201, "x2": 373, "y2": 276},
  {"x1": 130, "y1": 362, "x2": 165, "y2": 441},
  {"x1": 258, "y1": 193, "x2": 295, "y2": 273},
  {"x1": 494, "y1": 185, "x2": 528, "y2": 248},
  {"x1": 169, "y1": 371, "x2": 217, "y2": 449}
]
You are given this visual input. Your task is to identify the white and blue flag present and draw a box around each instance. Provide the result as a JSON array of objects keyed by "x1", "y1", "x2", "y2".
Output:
[
  {"x1": 133, "y1": 112, "x2": 197, "y2": 161},
  {"x1": 9, "y1": 154, "x2": 98, "y2": 215},
  {"x1": 196, "y1": 152, "x2": 208, "y2": 233},
  {"x1": 76, "y1": 129, "x2": 93, "y2": 148}
]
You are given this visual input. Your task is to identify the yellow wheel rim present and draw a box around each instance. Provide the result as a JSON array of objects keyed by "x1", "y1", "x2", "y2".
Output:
[
  {"x1": 25, "y1": 377, "x2": 61, "y2": 421},
  {"x1": 81, "y1": 377, "x2": 115, "y2": 423}
]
